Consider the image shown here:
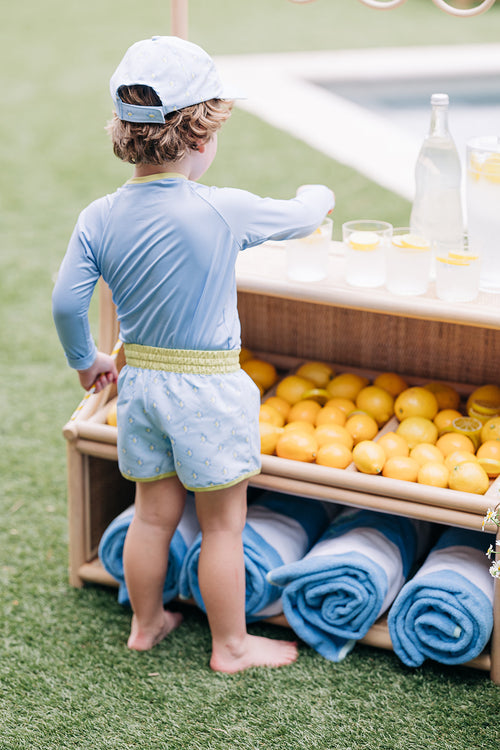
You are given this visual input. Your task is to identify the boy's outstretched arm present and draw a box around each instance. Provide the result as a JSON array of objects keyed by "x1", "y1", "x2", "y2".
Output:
[{"x1": 77, "y1": 352, "x2": 119, "y2": 392}]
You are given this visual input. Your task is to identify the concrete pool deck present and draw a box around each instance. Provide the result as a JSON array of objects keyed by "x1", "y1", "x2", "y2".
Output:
[{"x1": 215, "y1": 44, "x2": 500, "y2": 201}]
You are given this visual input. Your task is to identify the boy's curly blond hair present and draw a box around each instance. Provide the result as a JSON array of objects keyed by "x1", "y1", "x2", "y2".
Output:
[{"x1": 107, "y1": 85, "x2": 233, "y2": 165}]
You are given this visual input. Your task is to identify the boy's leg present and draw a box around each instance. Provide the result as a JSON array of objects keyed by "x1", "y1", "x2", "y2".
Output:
[
  {"x1": 195, "y1": 480, "x2": 298, "y2": 673},
  {"x1": 124, "y1": 475, "x2": 186, "y2": 651}
]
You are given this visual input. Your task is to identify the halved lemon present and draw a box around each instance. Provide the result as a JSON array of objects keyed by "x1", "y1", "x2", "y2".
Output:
[{"x1": 445, "y1": 416, "x2": 483, "y2": 450}]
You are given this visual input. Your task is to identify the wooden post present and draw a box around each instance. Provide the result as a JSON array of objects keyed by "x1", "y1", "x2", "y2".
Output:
[{"x1": 171, "y1": 0, "x2": 189, "y2": 38}]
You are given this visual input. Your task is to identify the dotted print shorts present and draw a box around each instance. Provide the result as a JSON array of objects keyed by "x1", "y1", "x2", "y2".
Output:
[{"x1": 116, "y1": 365, "x2": 262, "y2": 490}]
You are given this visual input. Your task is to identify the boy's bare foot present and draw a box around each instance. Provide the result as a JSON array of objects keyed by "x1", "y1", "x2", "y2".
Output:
[
  {"x1": 210, "y1": 634, "x2": 298, "y2": 673},
  {"x1": 127, "y1": 609, "x2": 183, "y2": 651}
]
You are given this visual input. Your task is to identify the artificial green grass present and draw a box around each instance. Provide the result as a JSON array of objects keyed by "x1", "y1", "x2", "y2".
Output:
[{"x1": 2, "y1": 1, "x2": 500, "y2": 748}]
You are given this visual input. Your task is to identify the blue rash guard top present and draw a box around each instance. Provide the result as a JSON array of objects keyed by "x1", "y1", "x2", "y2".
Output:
[{"x1": 52, "y1": 174, "x2": 334, "y2": 370}]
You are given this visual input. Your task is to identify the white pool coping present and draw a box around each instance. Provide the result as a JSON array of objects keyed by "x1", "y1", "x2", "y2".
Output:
[{"x1": 215, "y1": 44, "x2": 500, "y2": 201}]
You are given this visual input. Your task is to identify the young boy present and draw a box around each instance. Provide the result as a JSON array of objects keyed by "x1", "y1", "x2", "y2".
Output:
[{"x1": 53, "y1": 36, "x2": 334, "y2": 672}]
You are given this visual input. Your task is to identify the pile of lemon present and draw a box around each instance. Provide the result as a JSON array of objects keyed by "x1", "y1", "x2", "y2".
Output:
[{"x1": 249, "y1": 355, "x2": 500, "y2": 496}]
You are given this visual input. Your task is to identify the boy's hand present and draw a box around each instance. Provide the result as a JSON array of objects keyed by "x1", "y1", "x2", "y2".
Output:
[
  {"x1": 77, "y1": 352, "x2": 119, "y2": 392},
  {"x1": 296, "y1": 184, "x2": 335, "y2": 213}
]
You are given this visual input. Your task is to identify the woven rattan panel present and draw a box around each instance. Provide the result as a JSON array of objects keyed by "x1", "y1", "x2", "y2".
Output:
[{"x1": 238, "y1": 292, "x2": 500, "y2": 385}]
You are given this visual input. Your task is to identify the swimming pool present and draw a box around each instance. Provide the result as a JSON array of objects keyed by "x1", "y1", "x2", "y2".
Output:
[{"x1": 216, "y1": 44, "x2": 500, "y2": 200}]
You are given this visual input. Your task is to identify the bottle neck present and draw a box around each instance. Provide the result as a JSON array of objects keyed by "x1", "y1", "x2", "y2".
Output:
[{"x1": 429, "y1": 105, "x2": 449, "y2": 137}]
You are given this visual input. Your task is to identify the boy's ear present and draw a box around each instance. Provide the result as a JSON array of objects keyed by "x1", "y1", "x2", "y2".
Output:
[{"x1": 196, "y1": 142, "x2": 206, "y2": 153}]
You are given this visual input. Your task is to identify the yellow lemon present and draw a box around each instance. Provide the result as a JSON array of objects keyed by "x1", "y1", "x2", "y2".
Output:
[
  {"x1": 295, "y1": 361, "x2": 335, "y2": 388},
  {"x1": 476, "y1": 440, "x2": 500, "y2": 477},
  {"x1": 394, "y1": 387, "x2": 439, "y2": 421},
  {"x1": 352, "y1": 440, "x2": 386, "y2": 475},
  {"x1": 287, "y1": 399, "x2": 322, "y2": 424},
  {"x1": 315, "y1": 442, "x2": 353, "y2": 469},
  {"x1": 315, "y1": 404, "x2": 347, "y2": 428},
  {"x1": 276, "y1": 375, "x2": 315, "y2": 405},
  {"x1": 259, "y1": 423, "x2": 284, "y2": 455},
  {"x1": 410, "y1": 442, "x2": 444, "y2": 466},
  {"x1": 376, "y1": 431, "x2": 409, "y2": 459},
  {"x1": 345, "y1": 412, "x2": 379, "y2": 445},
  {"x1": 276, "y1": 430, "x2": 318, "y2": 463},
  {"x1": 448, "y1": 461, "x2": 489, "y2": 495},
  {"x1": 466, "y1": 384, "x2": 500, "y2": 413},
  {"x1": 444, "y1": 450, "x2": 477, "y2": 472},
  {"x1": 417, "y1": 461, "x2": 449, "y2": 488},
  {"x1": 259, "y1": 403, "x2": 285, "y2": 427},
  {"x1": 373, "y1": 371, "x2": 409, "y2": 398},
  {"x1": 423, "y1": 382, "x2": 461, "y2": 411},
  {"x1": 446, "y1": 416, "x2": 482, "y2": 450},
  {"x1": 323, "y1": 397, "x2": 357, "y2": 416},
  {"x1": 282, "y1": 420, "x2": 316, "y2": 436},
  {"x1": 382, "y1": 456, "x2": 419, "y2": 482},
  {"x1": 106, "y1": 402, "x2": 117, "y2": 426},
  {"x1": 356, "y1": 385, "x2": 394, "y2": 427},
  {"x1": 315, "y1": 423, "x2": 354, "y2": 450},
  {"x1": 326, "y1": 372, "x2": 370, "y2": 401},
  {"x1": 264, "y1": 396, "x2": 291, "y2": 422},
  {"x1": 396, "y1": 417, "x2": 438, "y2": 449},
  {"x1": 239, "y1": 347, "x2": 254, "y2": 364},
  {"x1": 436, "y1": 431, "x2": 475, "y2": 457},
  {"x1": 433, "y1": 408, "x2": 463, "y2": 435},
  {"x1": 242, "y1": 358, "x2": 278, "y2": 391},
  {"x1": 480, "y1": 416, "x2": 500, "y2": 443},
  {"x1": 299, "y1": 388, "x2": 332, "y2": 406}
]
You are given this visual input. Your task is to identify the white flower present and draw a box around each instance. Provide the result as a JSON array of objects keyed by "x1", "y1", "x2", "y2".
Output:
[{"x1": 489, "y1": 560, "x2": 500, "y2": 578}]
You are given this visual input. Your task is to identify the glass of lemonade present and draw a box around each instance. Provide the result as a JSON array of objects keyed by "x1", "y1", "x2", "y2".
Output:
[
  {"x1": 466, "y1": 136, "x2": 500, "y2": 293},
  {"x1": 342, "y1": 220, "x2": 392, "y2": 287},
  {"x1": 435, "y1": 236, "x2": 481, "y2": 303},
  {"x1": 386, "y1": 229, "x2": 431, "y2": 295},
  {"x1": 286, "y1": 217, "x2": 333, "y2": 282}
]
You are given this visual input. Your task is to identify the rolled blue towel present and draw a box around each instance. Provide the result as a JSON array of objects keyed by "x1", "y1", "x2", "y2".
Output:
[
  {"x1": 268, "y1": 508, "x2": 432, "y2": 662},
  {"x1": 98, "y1": 493, "x2": 200, "y2": 606},
  {"x1": 387, "y1": 526, "x2": 495, "y2": 667},
  {"x1": 179, "y1": 491, "x2": 333, "y2": 621}
]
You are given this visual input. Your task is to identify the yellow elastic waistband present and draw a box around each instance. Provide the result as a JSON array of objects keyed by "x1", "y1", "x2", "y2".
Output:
[{"x1": 124, "y1": 344, "x2": 241, "y2": 374}]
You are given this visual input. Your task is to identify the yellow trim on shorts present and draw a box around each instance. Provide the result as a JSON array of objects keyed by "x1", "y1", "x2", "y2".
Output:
[
  {"x1": 184, "y1": 469, "x2": 261, "y2": 493},
  {"x1": 121, "y1": 470, "x2": 178, "y2": 483},
  {"x1": 124, "y1": 344, "x2": 241, "y2": 374}
]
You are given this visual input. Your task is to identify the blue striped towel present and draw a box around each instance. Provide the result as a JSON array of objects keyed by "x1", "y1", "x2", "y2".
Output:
[
  {"x1": 268, "y1": 508, "x2": 432, "y2": 662},
  {"x1": 388, "y1": 526, "x2": 495, "y2": 666},
  {"x1": 179, "y1": 491, "x2": 333, "y2": 621},
  {"x1": 98, "y1": 493, "x2": 200, "y2": 606}
]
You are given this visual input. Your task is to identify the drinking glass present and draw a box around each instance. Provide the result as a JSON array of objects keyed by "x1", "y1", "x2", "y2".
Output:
[
  {"x1": 286, "y1": 217, "x2": 333, "y2": 282},
  {"x1": 386, "y1": 229, "x2": 431, "y2": 296},
  {"x1": 435, "y1": 236, "x2": 481, "y2": 303},
  {"x1": 342, "y1": 220, "x2": 392, "y2": 287},
  {"x1": 466, "y1": 136, "x2": 500, "y2": 292}
]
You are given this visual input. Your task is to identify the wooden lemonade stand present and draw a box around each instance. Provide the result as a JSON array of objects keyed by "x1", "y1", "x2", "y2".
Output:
[{"x1": 62, "y1": 0, "x2": 500, "y2": 682}]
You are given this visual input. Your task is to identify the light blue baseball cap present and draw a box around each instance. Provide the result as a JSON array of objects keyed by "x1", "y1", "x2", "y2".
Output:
[{"x1": 110, "y1": 36, "x2": 243, "y2": 124}]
